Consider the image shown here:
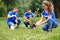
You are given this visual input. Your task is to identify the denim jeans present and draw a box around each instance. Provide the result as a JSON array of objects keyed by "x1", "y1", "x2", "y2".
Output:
[
  {"x1": 7, "y1": 19, "x2": 21, "y2": 28},
  {"x1": 42, "y1": 18, "x2": 58, "y2": 31},
  {"x1": 24, "y1": 21, "x2": 34, "y2": 29}
]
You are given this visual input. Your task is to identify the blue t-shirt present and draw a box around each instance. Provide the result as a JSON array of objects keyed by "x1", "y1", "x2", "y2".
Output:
[
  {"x1": 7, "y1": 11, "x2": 18, "y2": 23},
  {"x1": 24, "y1": 12, "x2": 34, "y2": 19},
  {"x1": 41, "y1": 10, "x2": 56, "y2": 20}
]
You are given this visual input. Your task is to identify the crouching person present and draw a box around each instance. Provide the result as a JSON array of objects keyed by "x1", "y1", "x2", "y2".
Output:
[
  {"x1": 7, "y1": 7, "x2": 21, "y2": 30},
  {"x1": 32, "y1": 1, "x2": 58, "y2": 32},
  {"x1": 24, "y1": 8, "x2": 35, "y2": 29}
]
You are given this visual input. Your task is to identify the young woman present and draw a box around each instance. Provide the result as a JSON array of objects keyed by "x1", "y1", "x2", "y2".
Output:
[{"x1": 33, "y1": 0, "x2": 58, "y2": 32}]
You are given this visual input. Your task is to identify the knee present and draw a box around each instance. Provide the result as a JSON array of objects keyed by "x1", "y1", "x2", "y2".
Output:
[
  {"x1": 47, "y1": 18, "x2": 53, "y2": 24},
  {"x1": 48, "y1": 18, "x2": 53, "y2": 22},
  {"x1": 8, "y1": 22, "x2": 14, "y2": 26},
  {"x1": 42, "y1": 26, "x2": 47, "y2": 31},
  {"x1": 11, "y1": 22, "x2": 14, "y2": 26},
  {"x1": 18, "y1": 19, "x2": 21, "y2": 24}
]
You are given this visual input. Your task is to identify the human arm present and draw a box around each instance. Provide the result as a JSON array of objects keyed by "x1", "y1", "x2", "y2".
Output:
[
  {"x1": 24, "y1": 16, "x2": 32, "y2": 23},
  {"x1": 7, "y1": 11, "x2": 17, "y2": 18},
  {"x1": 35, "y1": 15, "x2": 44, "y2": 26}
]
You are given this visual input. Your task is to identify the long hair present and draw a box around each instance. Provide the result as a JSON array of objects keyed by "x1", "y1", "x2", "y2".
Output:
[
  {"x1": 48, "y1": 2, "x2": 54, "y2": 15},
  {"x1": 42, "y1": 1, "x2": 54, "y2": 15}
]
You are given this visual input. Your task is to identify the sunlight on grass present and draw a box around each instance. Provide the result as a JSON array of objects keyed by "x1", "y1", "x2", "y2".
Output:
[{"x1": 0, "y1": 17, "x2": 60, "y2": 40}]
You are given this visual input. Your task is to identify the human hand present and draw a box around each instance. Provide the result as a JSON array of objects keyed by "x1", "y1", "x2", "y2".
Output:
[
  {"x1": 48, "y1": 15, "x2": 52, "y2": 19},
  {"x1": 15, "y1": 20, "x2": 18, "y2": 24},
  {"x1": 35, "y1": 21, "x2": 41, "y2": 26}
]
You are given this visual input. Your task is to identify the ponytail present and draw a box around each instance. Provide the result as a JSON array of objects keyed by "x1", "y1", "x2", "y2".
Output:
[
  {"x1": 48, "y1": 1, "x2": 53, "y2": 15},
  {"x1": 42, "y1": 0, "x2": 54, "y2": 15}
]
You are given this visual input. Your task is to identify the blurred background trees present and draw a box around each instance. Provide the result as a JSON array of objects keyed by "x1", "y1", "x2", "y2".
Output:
[
  {"x1": 53, "y1": 0, "x2": 60, "y2": 18},
  {"x1": 0, "y1": 0, "x2": 60, "y2": 18},
  {"x1": 0, "y1": 0, "x2": 7, "y2": 17}
]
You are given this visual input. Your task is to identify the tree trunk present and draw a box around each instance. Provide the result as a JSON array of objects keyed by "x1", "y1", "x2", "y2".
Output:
[{"x1": 53, "y1": 0, "x2": 59, "y2": 18}]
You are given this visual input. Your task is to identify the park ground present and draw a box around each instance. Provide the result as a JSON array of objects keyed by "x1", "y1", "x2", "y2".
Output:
[{"x1": 0, "y1": 17, "x2": 60, "y2": 40}]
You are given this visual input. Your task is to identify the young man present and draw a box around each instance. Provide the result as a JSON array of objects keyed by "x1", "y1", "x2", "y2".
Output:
[
  {"x1": 24, "y1": 8, "x2": 35, "y2": 29},
  {"x1": 7, "y1": 7, "x2": 21, "y2": 30}
]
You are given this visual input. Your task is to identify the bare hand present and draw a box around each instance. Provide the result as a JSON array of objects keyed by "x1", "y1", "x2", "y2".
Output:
[
  {"x1": 15, "y1": 20, "x2": 18, "y2": 24},
  {"x1": 48, "y1": 15, "x2": 52, "y2": 19}
]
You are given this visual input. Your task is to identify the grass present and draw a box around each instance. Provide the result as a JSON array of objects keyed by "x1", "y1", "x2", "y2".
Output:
[{"x1": 0, "y1": 17, "x2": 60, "y2": 40}]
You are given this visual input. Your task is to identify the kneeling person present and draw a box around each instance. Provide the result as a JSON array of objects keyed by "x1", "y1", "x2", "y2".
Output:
[
  {"x1": 24, "y1": 8, "x2": 35, "y2": 29},
  {"x1": 7, "y1": 7, "x2": 21, "y2": 30}
]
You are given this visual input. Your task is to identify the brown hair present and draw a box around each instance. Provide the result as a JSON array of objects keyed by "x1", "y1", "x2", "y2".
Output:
[
  {"x1": 42, "y1": 1, "x2": 54, "y2": 15},
  {"x1": 27, "y1": 8, "x2": 31, "y2": 11},
  {"x1": 14, "y1": 7, "x2": 19, "y2": 10}
]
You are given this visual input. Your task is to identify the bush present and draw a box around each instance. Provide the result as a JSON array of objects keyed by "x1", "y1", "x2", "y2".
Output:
[{"x1": 0, "y1": 1, "x2": 7, "y2": 17}]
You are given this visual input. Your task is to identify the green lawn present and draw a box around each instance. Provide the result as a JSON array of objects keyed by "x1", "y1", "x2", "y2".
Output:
[{"x1": 0, "y1": 17, "x2": 60, "y2": 40}]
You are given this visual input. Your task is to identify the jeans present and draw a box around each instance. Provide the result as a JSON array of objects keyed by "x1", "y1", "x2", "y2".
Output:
[
  {"x1": 24, "y1": 21, "x2": 34, "y2": 29},
  {"x1": 7, "y1": 19, "x2": 21, "y2": 28},
  {"x1": 24, "y1": 21, "x2": 30, "y2": 28},
  {"x1": 42, "y1": 18, "x2": 58, "y2": 31}
]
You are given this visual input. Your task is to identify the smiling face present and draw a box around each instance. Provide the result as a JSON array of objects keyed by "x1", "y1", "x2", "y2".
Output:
[
  {"x1": 42, "y1": 4, "x2": 48, "y2": 10},
  {"x1": 42, "y1": 1, "x2": 49, "y2": 10}
]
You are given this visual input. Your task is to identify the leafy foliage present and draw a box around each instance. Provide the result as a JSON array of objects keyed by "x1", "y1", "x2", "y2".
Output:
[
  {"x1": 0, "y1": 0, "x2": 7, "y2": 17},
  {"x1": 0, "y1": 0, "x2": 60, "y2": 18}
]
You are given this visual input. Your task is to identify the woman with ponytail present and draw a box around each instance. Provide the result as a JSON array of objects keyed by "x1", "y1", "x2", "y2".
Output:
[{"x1": 33, "y1": 0, "x2": 58, "y2": 32}]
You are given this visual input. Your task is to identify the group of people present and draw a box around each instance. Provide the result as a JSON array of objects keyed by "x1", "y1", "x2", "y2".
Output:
[{"x1": 7, "y1": 0, "x2": 58, "y2": 32}]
